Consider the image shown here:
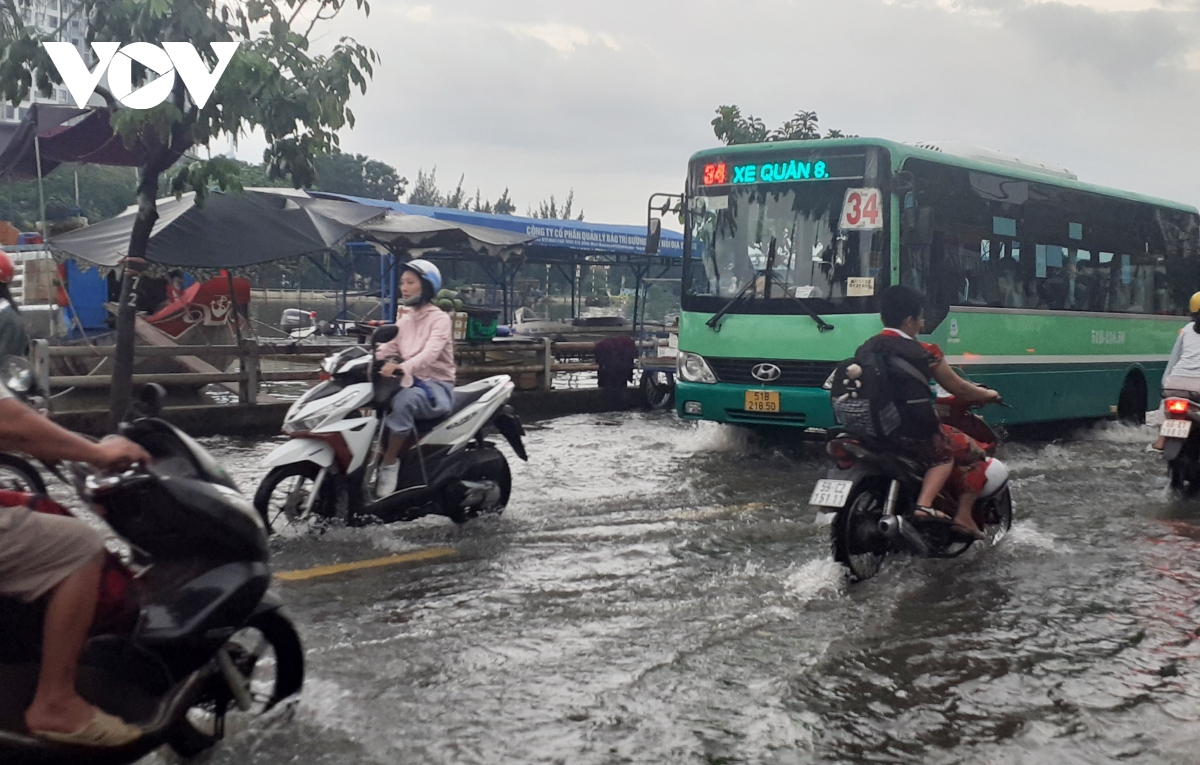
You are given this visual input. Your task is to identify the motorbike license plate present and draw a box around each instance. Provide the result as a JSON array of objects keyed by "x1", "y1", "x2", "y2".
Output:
[
  {"x1": 810, "y1": 479, "x2": 854, "y2": 508},
  {"x1": 745, "y1": 390, "x2": 780, "y2": 412},
  {"x1": 1161, "y1": 419, "x2": 1193, "y2": 439}
]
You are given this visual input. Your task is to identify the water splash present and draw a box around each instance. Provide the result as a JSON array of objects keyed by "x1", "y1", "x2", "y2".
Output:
[
  {"x1": 1006, "y1": 520, "x2": 1073, "y2": 554},
  {"x1": 783, "y1": 558, "x2": 846, "y2": 603}
]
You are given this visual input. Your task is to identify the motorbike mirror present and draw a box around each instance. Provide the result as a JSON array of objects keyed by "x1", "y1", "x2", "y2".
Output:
[
  {"x1": 372, "y1": 325, "x2": 399, "y2": 345},
  {"x1": 137, "y1": 383, "x2": 166, "y2": 418},
  {"x1": 645, "y1": 217, "x2": 662, "y2": 256}
]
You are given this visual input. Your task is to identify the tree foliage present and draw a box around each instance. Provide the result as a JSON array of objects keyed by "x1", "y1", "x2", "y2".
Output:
[
  {"x1": 0, "y1": 163, "x2": 138, "y2": 230},
  {"x1": 711, "y1": 105, "x2": 855, "y2": 145},
  {"x1": 528, "y1": 190, "x2": 583, "y2": 221},
  {"x1": 407, "y1": 166, "x2": 519, "y2": 214},
  {"x1": 313, "y1": 150, "x2": 406, "y2": 201}
]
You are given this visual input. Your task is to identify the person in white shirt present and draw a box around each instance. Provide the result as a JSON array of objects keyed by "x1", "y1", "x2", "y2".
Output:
[{"x1": 1153, "y1": 291, "x2": 1200, "y2": 450}]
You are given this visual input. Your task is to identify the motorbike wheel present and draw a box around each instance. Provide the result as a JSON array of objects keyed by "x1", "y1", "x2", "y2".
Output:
[
  {"x1": 254, "y1": 462, "x2": 347, "y2": 535},
  {"x1": 445, "y1": 446, "x2": 511, "y2": 525},
  {"x1": 831, "y1": 486, "x2": 888, "y2": 582},
  {"x1": 639, "y1": 370, "x2": 675, "y2": 411},
  {"x1": 0, "y1": 453, "x2": 46, "y2": 494},
  {"x1": 167, "y1": 609, "x2": 305, "y2": 758},
  {"x1": 978, "y1": 485, "x2": 1014, "y2": 546}
]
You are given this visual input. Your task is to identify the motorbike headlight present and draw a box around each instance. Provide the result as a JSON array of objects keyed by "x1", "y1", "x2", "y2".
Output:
[
  {"x1": 283, "y1": 388, "x2": 364, "y2": 434},
  {"x1": 0, "y1": 355, "x2": 34, "y2": 394},
  {"x1": 677, "y1": 352, "x2": 717, "y2": 384}
]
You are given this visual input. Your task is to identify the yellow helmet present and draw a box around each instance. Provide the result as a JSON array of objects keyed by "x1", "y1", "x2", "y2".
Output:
[{"x1": 1191, "y1": 292, "x2": 1200, "y2": 314}]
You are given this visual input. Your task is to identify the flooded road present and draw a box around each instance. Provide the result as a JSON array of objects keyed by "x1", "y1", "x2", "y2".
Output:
[{"x1": 145, "y1": 412, "x2": 1200, "y2": 764}]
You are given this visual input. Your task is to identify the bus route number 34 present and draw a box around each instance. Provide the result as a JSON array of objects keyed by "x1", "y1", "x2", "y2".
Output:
[{"x1": 841, "y1": 188, "x2": 883, "y2": 231}]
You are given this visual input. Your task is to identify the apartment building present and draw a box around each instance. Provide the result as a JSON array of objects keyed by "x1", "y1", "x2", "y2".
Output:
[{"x1": 2, "y1": 0, "x2": 91, "y2": 122}]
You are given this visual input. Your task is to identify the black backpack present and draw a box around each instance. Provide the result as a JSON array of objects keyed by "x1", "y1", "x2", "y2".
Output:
[{"x1": 829, "y1": 349, "x2": 939, "y2": 440}]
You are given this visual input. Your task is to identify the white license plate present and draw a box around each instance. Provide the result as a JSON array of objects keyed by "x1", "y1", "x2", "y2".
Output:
[
  {"x1": 1161, "y1": 419, "x2": 1193, "y2": 439},
  {"x1": 809, "y1": 479, "x2": 854, "y2": 508}
]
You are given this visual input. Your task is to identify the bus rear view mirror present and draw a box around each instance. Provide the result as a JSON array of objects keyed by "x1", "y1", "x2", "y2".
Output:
[
  {"x1": 902, "y1": 206, "x2": 934, "y2": 246},
  {"x1": 646, "y1": 217, "x2": 662, "y2": 256}
]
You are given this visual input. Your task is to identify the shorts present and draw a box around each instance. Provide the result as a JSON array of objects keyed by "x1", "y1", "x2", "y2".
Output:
[{"x1": 0, "y1": 506, "x2": 103, "y2": 603}]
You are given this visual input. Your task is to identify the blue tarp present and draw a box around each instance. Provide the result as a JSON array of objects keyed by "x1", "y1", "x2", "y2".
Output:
[{"x1": 312, "y1": 193, "x2": 683, "y2": 259}]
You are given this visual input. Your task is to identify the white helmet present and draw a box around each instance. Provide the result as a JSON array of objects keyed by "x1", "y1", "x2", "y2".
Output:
[
  {"x1": 401, "y1": 259, "x2": 442, "y2": 305},
  {"x1": 979, "y1": 458, "x2": 1010, "y2": 499}
]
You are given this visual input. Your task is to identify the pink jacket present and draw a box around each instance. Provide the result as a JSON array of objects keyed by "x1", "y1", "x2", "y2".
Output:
[{"x1": 375, "y1": 304, "x2": 456, "y2": 387}]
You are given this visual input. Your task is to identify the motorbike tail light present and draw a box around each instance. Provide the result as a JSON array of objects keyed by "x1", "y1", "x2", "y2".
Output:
[
  {"x1": 1167, "y1": 398, "x2": 1190, "y2": 416},
  {"x1": 319, "y1": 371, "x2": 332, "y2": 381},
  {"x1": 826, "y1": 438, "x2": 859, "y2": 469}
]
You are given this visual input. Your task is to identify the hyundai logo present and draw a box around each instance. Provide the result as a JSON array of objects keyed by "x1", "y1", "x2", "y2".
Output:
[{"x1": 751, "y1": 363, "x2": 782, "y2": 382}]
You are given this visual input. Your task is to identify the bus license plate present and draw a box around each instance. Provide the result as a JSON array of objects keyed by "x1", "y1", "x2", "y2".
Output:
[
  {"x1": 810, "y1": 479, "x2": 854, "y2": 508},
  {"x1": 745, "y1": 390, "x2": 780, "y2": 412},
  {"x1": 1161, "y1": 419, "x2": 1192, "y2": 439}
]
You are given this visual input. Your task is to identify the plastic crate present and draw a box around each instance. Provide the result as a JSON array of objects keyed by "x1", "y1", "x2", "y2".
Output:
[{"x1": 464, "y1": 307, "x2": 500, "y2": 342}]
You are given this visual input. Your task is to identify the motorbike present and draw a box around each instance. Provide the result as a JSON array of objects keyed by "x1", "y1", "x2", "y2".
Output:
[
  {"x1": 0, "y1": 386, "x2": 304, "y2": 764},
  {"x1": 256, "y1": 324, "x2": 528, "y2": 533},
  {"x1": 1160, "y1": 390, "x2": 1200, "y2": 494},
  {"x1": 810, "y1": 396, "x2": 1014, "y2": 582},
  {"x1": 0, "y1": 355, "x2": 52, "y2": 494}
]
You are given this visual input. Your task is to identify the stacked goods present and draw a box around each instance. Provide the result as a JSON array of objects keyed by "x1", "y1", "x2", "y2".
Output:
[{"x1": 432, "y1": 288, "x2": 498, "y2": 342}]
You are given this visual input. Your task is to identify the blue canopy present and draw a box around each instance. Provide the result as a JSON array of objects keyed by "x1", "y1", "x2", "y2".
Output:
[{"x1": 312, "y1": 193, "x2": 683, "y2": 259}]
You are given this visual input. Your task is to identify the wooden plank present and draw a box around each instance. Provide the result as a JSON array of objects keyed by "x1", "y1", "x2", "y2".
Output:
[{"x1": 47, "y1": 344, "x2": 243, "y2": 358}]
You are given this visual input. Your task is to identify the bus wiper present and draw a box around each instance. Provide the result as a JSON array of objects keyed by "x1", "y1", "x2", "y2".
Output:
[{"x1": 706, "y1": 238, "x2": 835, "y2": 333}]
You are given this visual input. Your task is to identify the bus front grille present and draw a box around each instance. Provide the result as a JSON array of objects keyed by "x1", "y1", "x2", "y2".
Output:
[{"x1": 707, "y1": 358, "x2": 837, "y2": 388}]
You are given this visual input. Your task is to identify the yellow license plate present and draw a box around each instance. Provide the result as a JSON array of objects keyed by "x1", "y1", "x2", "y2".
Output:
[{"x1": 744, "y1": 390, "x2": 780, "y2": 412}]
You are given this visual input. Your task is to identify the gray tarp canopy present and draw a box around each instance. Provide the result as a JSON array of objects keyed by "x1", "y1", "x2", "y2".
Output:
[
  {"x1": 358, "y1": 212, "x2": 533, "y2": 258},
  {"x1": 49, "y1": 188, "x2": 386, "y2": 268},
  {"x1": 49, "y1": 188, "x2": 534, "y2": 268}
]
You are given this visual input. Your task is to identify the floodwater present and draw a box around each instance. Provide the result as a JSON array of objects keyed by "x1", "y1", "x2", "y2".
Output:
[{"x1": 141, "y1": 411, "x2": 1200, "y2": 764}]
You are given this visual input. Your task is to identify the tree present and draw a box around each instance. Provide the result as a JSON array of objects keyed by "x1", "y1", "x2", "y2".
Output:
[
  {"x1": 407, "y1": 167, "x2": 514, "y2": 213},
  {"x1": 529, "y1": 190, "x2": 583, "y2": 221},
  {"x1": 712, "y1": 105, "x2": 852, "y2": 145},
  {"x1": 0, "y1": 164, "x2": 138, "y2": 229},
  {"x1": 0, "y1": 0, "x2": 377, "y2": 427},
  {"x1": 314, "y1": 150, "x2": 407, "y2": 201}
]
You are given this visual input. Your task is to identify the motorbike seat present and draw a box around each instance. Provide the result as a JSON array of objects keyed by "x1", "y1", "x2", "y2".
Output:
[{"x1": 414, "y1": 386, "x2": 492, "y2": 434}]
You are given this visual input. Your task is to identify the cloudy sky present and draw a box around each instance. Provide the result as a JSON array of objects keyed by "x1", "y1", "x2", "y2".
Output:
[{"x1": 238, "y1": 0, "x2": 1200, "y2": 225}]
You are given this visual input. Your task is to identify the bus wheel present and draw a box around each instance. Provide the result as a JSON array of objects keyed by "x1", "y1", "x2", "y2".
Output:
[{"x1": 1117, "y1": 373, "x2": 1146, "y2": 425}]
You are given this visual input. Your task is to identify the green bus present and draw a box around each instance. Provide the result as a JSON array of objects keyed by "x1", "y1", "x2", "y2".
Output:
[{"x1": 671, "y1": 138, "x2": 1200, "y2": 433}]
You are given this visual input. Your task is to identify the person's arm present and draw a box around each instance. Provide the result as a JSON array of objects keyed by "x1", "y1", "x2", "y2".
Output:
[
  {"x1": 0, "y1": 399, "x2": 149, "y2": 469},
  {"x1": 1164, "y1": 327, "x2": 1186, "y2": 388},
  {"x1": 931, "y1": 357, "x2": 1000, "y2": 403}
]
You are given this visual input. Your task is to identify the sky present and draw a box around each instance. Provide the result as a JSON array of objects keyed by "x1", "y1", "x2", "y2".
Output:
[{"x1": 234, "y1": 0, "x2": 1200, "y2": 226}]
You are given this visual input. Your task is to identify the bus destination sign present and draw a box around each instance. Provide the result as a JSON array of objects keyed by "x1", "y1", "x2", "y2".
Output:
[{"x1": 701, "y1": 154, "x2": 866, "y2": 186}]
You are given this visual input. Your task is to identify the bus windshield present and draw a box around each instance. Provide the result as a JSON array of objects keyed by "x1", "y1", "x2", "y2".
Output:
[{"x1": 685, "y1": 181, "x2": 887, "y2": 314}]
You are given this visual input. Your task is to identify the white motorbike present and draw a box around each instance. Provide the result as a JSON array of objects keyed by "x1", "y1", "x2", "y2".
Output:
[{"x1": 255, "y1": 325, "x2": 528, "y2": 533}]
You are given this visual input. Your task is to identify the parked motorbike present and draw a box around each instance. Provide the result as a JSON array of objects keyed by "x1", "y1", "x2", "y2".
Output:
[
  {"x1": 256, "y1": 325, "x2": 528, "y2": 533},
  {"x1": 0, "y1": 386, "x2": 304, "y2": 764},
  {"x1": 811, "y1": 397, "x2": 1014, "y2": 582},
  {"x1": 1160, "y1": 390, "x2": 1200, "y2": 494}
]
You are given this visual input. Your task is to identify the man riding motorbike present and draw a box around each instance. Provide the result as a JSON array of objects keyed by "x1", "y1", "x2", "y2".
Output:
[
  {"x1": 0, "y1": 383, "x2": 150, "y2": 747},
  {"x1": 1151, "y1": 291, "x2": 1200, "y2": 451},
  {"x1": 0, "y1": 250, "x2": 30, "y2": 360},
  {"x1": 373, "y1": 259, "x2": 456, "y2": 497},
  {"x1": 862, "y1": 286, "x2": 1001, "y2": 539}
]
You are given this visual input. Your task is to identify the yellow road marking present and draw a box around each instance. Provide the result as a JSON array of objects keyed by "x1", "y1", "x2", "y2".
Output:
[{"x1": 275, "y1": 547, "x2": 457, "y2": 582}]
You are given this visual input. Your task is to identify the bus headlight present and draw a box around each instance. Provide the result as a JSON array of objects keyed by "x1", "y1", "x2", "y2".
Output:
[{"x1": 678, "y1": 352, "x2": 717, "y2": 384}]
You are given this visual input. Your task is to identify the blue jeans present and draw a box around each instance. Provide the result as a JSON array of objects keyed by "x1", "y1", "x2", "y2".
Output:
[{"x1": 385, "y1": 380, "x2": 454, "y2": 435}]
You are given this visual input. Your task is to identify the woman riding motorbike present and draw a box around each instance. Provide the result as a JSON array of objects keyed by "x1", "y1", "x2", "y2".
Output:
[
  {"x1": 1152, "y1": 291, "x2": 1200, "y2": 451},
  {"x1": 373, "y1": 260, "x2": 456, "y2": 497}
]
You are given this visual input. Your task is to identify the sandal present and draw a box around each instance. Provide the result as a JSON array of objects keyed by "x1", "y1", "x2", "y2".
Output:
[
  {"x1": 913, "y1": 506, "x2": 953, "y2": 523},
  {"x1": 32, "y1": 709, "x2": 142, "y2": 748},
  {"x1": 950, "y1": 522, "x2": 986, "y2": 541}
]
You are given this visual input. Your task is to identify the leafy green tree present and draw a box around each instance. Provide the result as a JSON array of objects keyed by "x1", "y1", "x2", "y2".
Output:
[
  {"x1": 0, "y1": 163, "x2": 138, "y2": 229},
  {"x1": 529, "y1": 190, "x2": 583, "y2": 221},
  {"x1": 712, "y1": 105, "x2": 851, "y2": 145},
  {"x1": 314, "y1": 150, "x2": 406, "y2": 201},
  {"x1": 0, "y1": 0, "x2": 377, "y2": 426}
]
